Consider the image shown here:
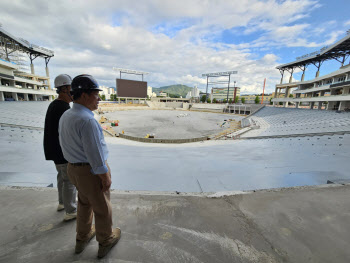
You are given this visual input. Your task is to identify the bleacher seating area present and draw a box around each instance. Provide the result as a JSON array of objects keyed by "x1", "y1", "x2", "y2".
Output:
[
  {"x1": 0, "y1": 102, "x2": 50, "y2": 143},
  {"x1": 0, "y1": 101, "x2": 49, "y2": 128},
  {"x1": 241, "y1": 107, "x2": 350, "y2": 138},
  {"x1": 0, "y1": 126, "x2": 43, "y2": 142}
]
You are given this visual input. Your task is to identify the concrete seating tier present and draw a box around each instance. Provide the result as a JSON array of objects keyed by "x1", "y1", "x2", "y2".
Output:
[
  {"x1": 0, "y1": 101, "x2": 50, "y2": 128},
  {"x1": 242, "y1": 107, "x2": 350, "y2": 138},
  {"x1": 0, "y1": 125, "x2": 43, "y2": 142}
]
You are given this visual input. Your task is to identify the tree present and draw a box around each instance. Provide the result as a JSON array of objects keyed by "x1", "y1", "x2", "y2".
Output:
[
  {"x1": 229, "y1": 98, "x2": 233, "y2": 104},
  {"x1": 255, "y1": 95, "x2": 260, "y2": 104},
  {"x1": 223, "y1": 99, "x2": 227, "y2": 103},
  {"x1": 269, "y1": 97, "x2": 273, "y2": 105},
  {"x1": 213, "y1": 98, "x2": 217, "y2": 103},
  {"x1": 241, "y1": 97, "x2": 246, "y2": 104},
  {"x1": 234, "y1": 96, "x2": 239, "y2": 103},
  {"x1": 289, "y1": 94, "x2": 294, "y2": 98},
  {"x1": 207, "y1": 98, "x2": 211, "y2": 103},
  {"x1": 169, "y1": 93, "x2": 180, "y2": 98},
  {"x1": 101, "y1": 94, "x2": 106, "y2": 101},
  {"x1": 201, "y1": 95, "x2": 206, "y2": 103}
]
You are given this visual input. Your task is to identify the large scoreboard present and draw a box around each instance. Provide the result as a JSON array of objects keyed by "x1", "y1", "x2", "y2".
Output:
[{"x1": 116, "y1": 79, "x2": 147, "y2": 98}]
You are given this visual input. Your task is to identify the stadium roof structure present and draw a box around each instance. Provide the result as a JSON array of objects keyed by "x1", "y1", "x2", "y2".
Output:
[
  {"x1": 0, "y1": 27, "x2": 54, "y2": 61},
  {"x1": 276, "y1": 33, "x2": 350, "y2": 71}
]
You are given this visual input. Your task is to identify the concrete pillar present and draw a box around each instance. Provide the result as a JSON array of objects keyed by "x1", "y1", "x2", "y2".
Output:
[
  {"x1": 338, "y1": 102, "x2": 343, "y2": 111},
  {"x1": 24, "y1": 93, "x2": 29, "y2": 101},
  {"x1": 316, "y1": 71, "x2": 320, "y2": 78},
  {"x1": 33, "y1": 94, "x2": 37, "y2": 101},
  {"x1": 310, "y1": 102, "x2": 314, "y2": 109},
  {"x1": 274, "y1": 87, "x2": 278, "y2": 98},
  {"x1": 118, "y1": 98, "x2": 120, "y2": 103},
  {"x1": 126, "y1": 98, "x2": 128, "y2": 104},
  {"x1": 289, "y1": 75, "x2": 293, "y2": 83},
  {"x1": 12, "y1": 92, "x2": 18, "y2": 101},
  {"x1": 284, "y1": 88, "x2": 288, "y2": 98},
  {"x1": 301, "y1": 73, "x2": 305, "y2": 82},
  {"x1": 132, "y1": 99, "x2": 134, "y2": 104},
  {"x1": 0, "y1": 91, "x2": 4, "y2": 101},
  {"x1": 318, "y1": 103, "x2": 322, "y2": 110},
  {"x1": 328, "y1": 101, "x2": 335, "y2": 111},
  {"x1": 45, "y1": 67, "x2": 51, "y2": 90},
  {"x1": 49, "y1": 95, "x2": 53, "y2": 101},
  {"x1": 295, "y1": 102, "x2": 299, "y2": 108},
  {"x1": 30, "y1": 63, "x2": 35, "y2": 75}
]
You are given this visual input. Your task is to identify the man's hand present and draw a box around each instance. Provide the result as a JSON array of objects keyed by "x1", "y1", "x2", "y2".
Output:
[{"x1": 98, "y1": 173, "x2": 111, "y2": 192}]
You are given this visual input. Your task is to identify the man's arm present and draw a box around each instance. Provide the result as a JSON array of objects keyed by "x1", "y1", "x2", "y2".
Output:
[{"x1": 81, "y1": 119, "x2": 110, "y2": 191}]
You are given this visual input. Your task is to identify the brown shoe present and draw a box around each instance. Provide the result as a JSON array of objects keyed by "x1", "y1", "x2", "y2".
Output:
[
  {"x1": 97, "y1": 228, "x2": 121, "y2": 258},
  {"x1": 75, "y1": 226, "x2": 96, "y2": 254}
]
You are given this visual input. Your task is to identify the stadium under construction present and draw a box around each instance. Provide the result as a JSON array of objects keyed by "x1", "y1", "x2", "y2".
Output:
[{"x1": 1, "y1": 26, "x2": 350, "y2": 262}]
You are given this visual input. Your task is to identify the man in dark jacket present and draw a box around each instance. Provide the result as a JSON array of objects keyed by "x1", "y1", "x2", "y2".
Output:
[{"x1": 44, "y1": 74, "x2": 77, "y2": 221}]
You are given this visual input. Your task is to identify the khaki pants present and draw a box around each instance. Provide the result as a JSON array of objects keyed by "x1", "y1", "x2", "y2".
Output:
[{"x1": 67, "y1": 163, "x2": 113, "y2": 245}]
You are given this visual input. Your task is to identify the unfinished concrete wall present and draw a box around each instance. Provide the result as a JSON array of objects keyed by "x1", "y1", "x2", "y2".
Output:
[
  {"x1": 165, "y1": 102, "x2": 183, "y2": 108},
  {"x1": 191, "y1": 103, "x2": 226, "y2": 110}
]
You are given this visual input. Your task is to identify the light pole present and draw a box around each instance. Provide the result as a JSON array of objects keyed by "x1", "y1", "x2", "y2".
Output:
[
  {"x1": 226, "y1": 73, "x2": 231, "y2": 104},
  {"x1": 233, "y1": 81, "x2": 237, "y2": 103}
]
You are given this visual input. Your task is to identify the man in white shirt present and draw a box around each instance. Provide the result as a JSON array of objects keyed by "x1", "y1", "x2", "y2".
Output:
[{"x1": 59, "y1": 74, "x2": 121, "y2": 258}]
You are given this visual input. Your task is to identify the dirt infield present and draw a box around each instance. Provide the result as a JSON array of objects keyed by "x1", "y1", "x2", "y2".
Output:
[{"x1": 103, "y1": 109, "x2": 244, "y2": 139}]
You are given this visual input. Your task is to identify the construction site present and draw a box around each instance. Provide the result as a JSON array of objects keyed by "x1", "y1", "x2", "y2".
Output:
[{"x1": 1, "y1": 24, "x2": 350, "y2": 263}]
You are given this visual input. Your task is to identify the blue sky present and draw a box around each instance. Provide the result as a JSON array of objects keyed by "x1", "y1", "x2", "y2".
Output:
[{"x1": 1, "y1": 0, "x2": 350, "y2": 94}]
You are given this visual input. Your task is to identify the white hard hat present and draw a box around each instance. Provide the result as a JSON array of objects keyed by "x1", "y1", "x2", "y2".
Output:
[{"x1": 54, "y1": 74, "x2": 72, "y2": 89}]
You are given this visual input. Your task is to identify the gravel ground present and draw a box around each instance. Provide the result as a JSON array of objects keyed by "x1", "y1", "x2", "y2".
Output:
[{"x1": 104, "y1": 110, "x2": 244, "y2": 139}]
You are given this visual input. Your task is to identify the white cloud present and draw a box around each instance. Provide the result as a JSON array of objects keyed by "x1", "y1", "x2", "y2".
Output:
[{"x1": 0, "y1": 0, "x2": 342, "y2": 94}]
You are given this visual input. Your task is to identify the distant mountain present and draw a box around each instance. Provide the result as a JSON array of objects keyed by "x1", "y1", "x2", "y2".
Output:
[{"x1": 153, "y1": 84, "x2": 192, "y2": 97}]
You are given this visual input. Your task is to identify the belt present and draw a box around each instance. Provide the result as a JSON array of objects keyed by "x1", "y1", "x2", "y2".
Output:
[{"x1": 70, "y1": 162, "x2": 90, "y2": 167}]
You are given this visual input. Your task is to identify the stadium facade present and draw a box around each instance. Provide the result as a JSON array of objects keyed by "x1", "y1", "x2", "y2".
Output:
[
  {"x1": 0, "y1": 27, "x2": 56, "y2": 101},
  {"x1": 273, "y1": 33, "x2": 350, "y2": 111}
]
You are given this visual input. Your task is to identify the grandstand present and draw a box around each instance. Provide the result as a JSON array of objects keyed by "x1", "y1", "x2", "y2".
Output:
[
  {"x1": 273, "y1": 32, "x2": 350, "y2": 111},
  {"x1": 0, "y1": 26, "x2": 55, "y2": 101},
  {"x1": 241, "y1": 107, "x2": 350, "y2": 138}
]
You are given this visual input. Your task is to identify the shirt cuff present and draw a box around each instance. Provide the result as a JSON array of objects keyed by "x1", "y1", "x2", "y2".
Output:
[{"x1": 91, "y1": 164, "x2": 108, "y2": 175}]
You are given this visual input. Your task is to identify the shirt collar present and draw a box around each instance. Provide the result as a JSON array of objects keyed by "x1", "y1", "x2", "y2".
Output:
[{"x1": 72, "y1": 103, "x2": 94, "y2": 116}]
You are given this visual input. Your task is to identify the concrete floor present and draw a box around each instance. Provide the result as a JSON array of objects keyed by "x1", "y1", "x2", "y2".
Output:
[
  {"x1": 1, "y1": 133, "x2": 350, "y2": 192},
  {"x1": 1, "y1": 184, "x2": 350, "y2": 263}
]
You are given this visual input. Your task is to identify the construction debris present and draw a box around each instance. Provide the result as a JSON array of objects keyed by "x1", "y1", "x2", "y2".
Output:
[{"x1": 177, "y1": 113, "x2": 190, "y2": 118}]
